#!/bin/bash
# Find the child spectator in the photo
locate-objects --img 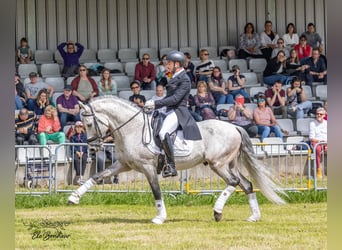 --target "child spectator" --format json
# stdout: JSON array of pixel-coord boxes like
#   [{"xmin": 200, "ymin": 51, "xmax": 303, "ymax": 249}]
[{"xmin": 17, "ymin": 37, "xmax": 32, "ymax": 64}]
